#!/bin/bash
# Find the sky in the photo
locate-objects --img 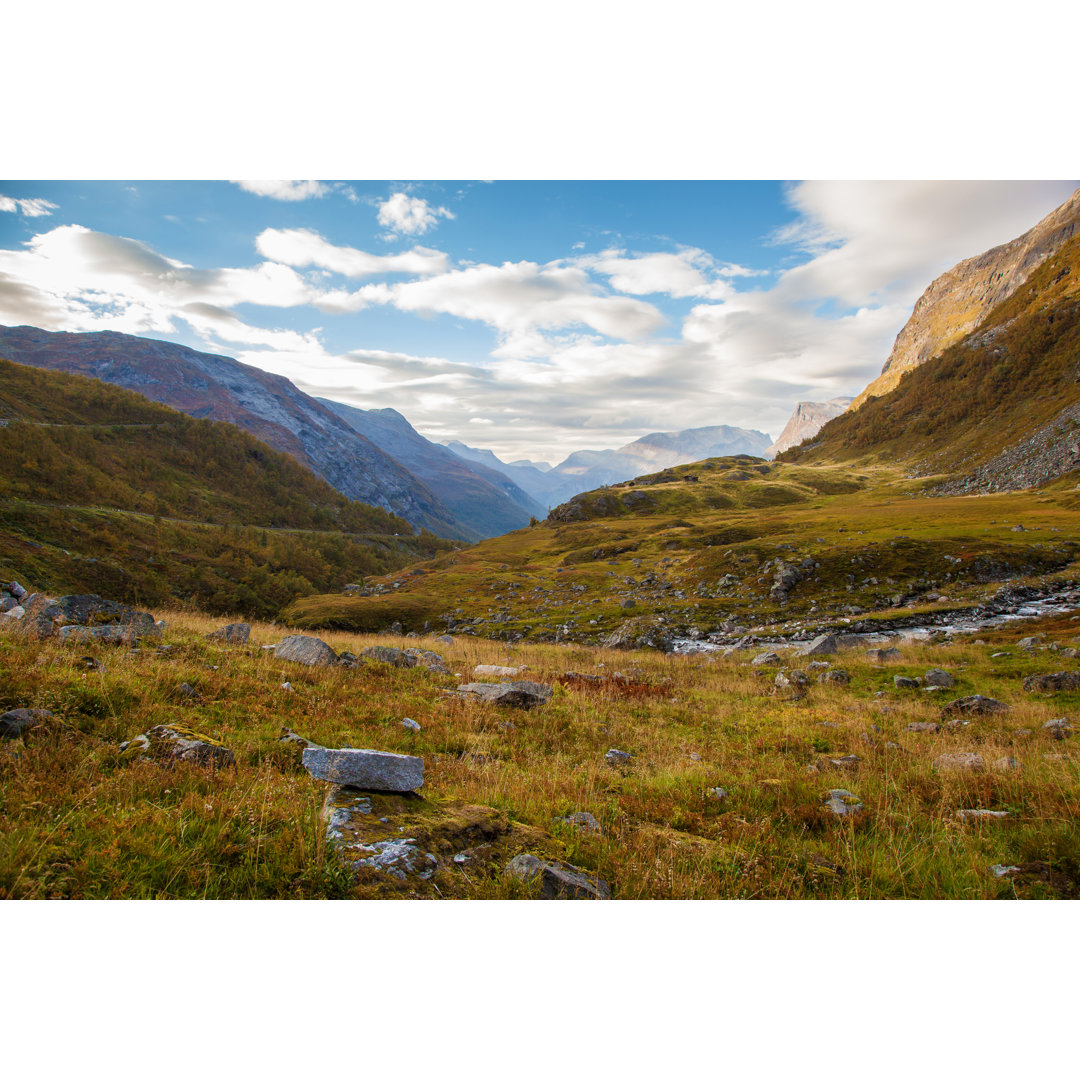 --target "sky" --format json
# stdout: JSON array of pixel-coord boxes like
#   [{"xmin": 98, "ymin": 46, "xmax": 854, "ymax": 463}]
[{"xmin": 1, "ymin": 179, "xmax": 1076, "ymax": 464}]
